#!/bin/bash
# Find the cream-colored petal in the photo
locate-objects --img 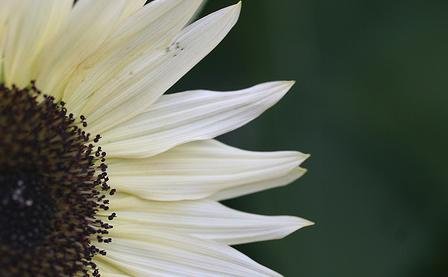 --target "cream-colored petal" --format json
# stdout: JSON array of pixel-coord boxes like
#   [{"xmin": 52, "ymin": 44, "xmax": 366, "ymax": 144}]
[
  {"xmin": 34, "ymin": 0, "xmax": 128, "ymax": 99},
  {"xmin": 103, "ymin": 81, "xmax": 293, "ymax": 158},
  {"xmin": 211, "ymin": 167, "xmax": 308, "ymax": 201},
  {"xmin": 63, "ymin": 0, "xmax": 204, "ymax": 115},
  {"xmin": 122, "ymin": 0, "xmax": 147, "ymax": 18},
  {"xmin": 3, "ymin": 0, "xmax": 72, "ymax": 88},
  {"xmin": 83, "ymin": 2, "xmax": 241, "ymax": 135},
  {"xmin": 101, "ymin": 273, "xmax": 129, "ymax": 277},
  {"xmin": 108, "ymin": 139, "xmax": 308, "ymax": 200},
  {"xmin": 102, "ymin": 230, "xmax": 281, "ymax": 276},
  {"xmin": 0, "ymin": 0, "xmax": 16, "ymax": 83},
  {"xmin": 94, "ymin": 258, "xmax": 130, "ymax": 277},
  {"xmin": 104, "ymin": 194, "xmax": 312, "ymax": 245}
]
